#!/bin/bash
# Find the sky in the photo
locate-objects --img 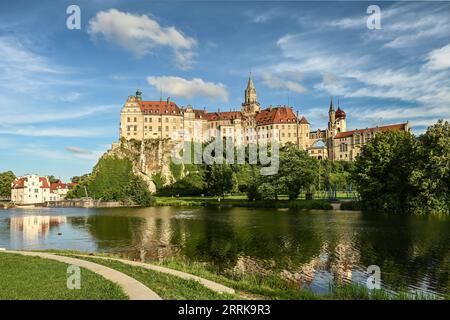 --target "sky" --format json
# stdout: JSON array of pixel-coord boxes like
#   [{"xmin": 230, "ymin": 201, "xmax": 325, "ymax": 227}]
[{"xmin": 0, "ymin": 1, "xmax": 449, "ymax": 181}]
